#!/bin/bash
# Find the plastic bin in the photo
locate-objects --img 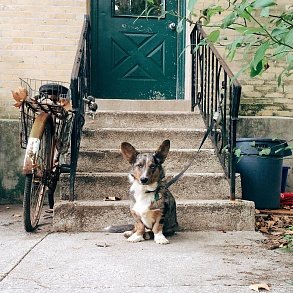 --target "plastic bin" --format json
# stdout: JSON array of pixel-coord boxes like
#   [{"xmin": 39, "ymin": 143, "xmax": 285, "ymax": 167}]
[{"xmin": 236, "ymin": 138, "xmax": 292, "ymax": 209}]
